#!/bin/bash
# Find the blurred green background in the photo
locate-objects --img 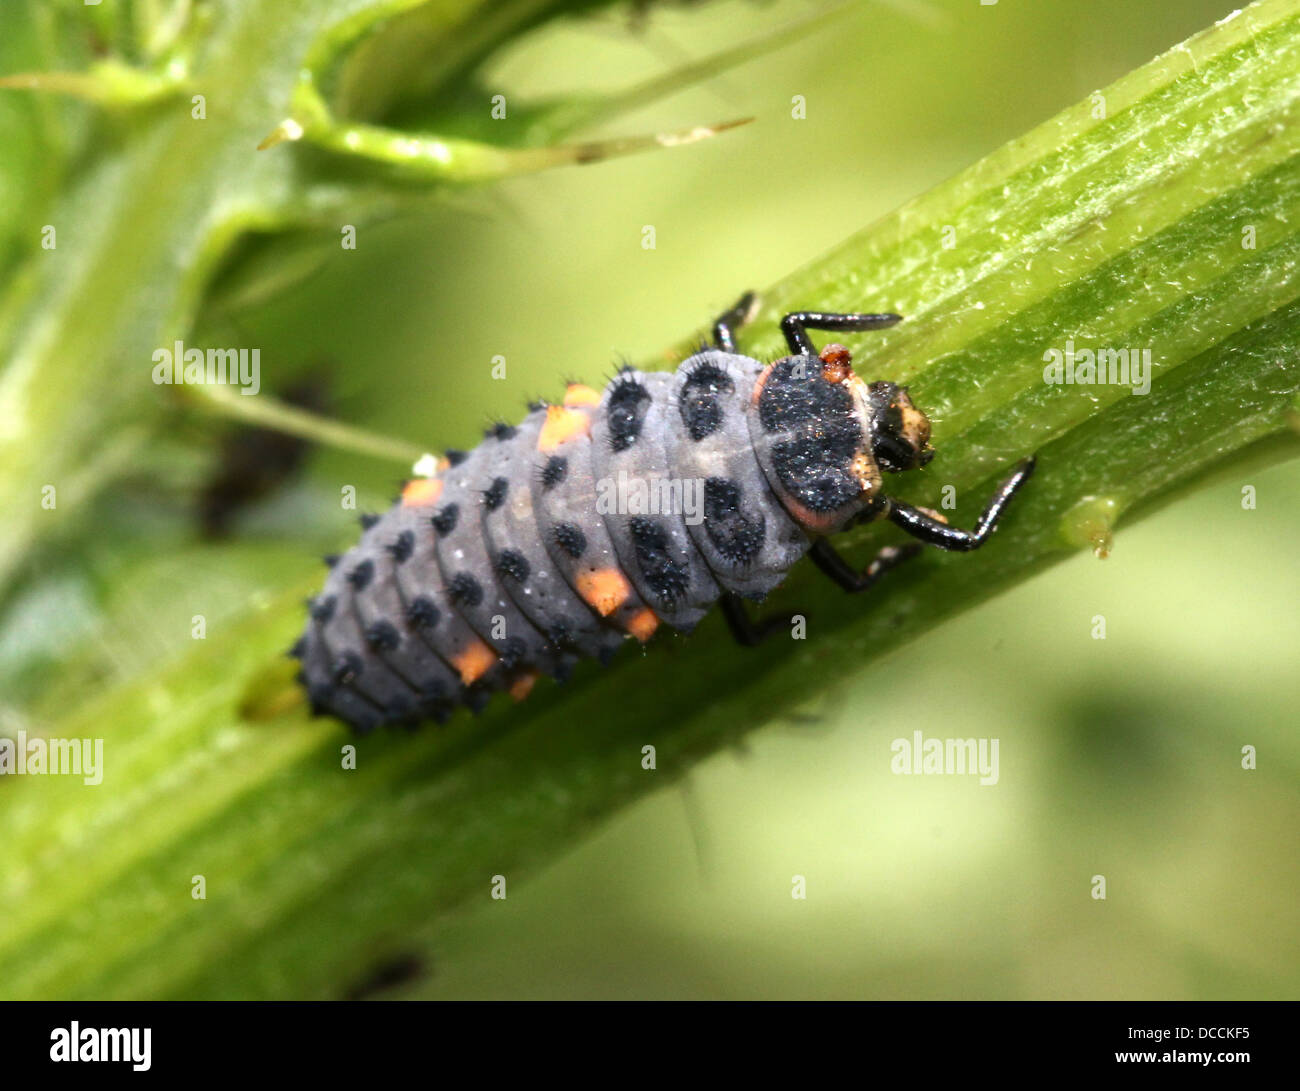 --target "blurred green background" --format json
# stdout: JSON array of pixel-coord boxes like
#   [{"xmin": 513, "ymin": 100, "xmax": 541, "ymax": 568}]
[{"xmin": 3, "ymin": 0, "xmax": 1297, "ymax": 999}]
